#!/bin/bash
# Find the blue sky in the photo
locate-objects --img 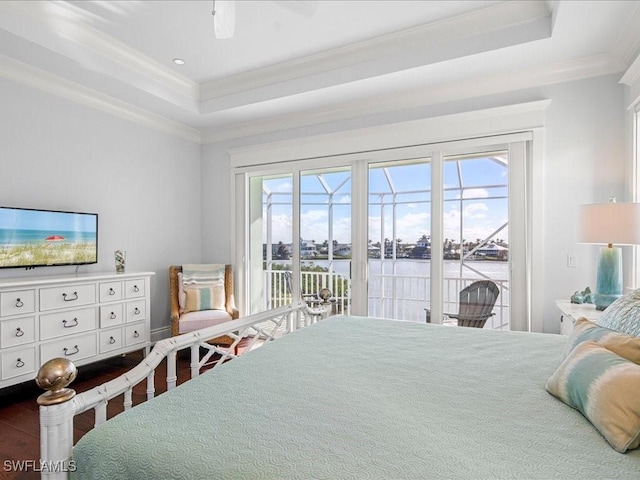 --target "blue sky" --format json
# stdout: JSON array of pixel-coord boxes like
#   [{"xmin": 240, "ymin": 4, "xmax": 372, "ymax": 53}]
[
  {"xmin": 262, "ymin": 156, "xmax": 508, "ymax": 245},
  {"xmin": 0, "ymin": 207, "xmax": 97, "ymax": 232}
]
